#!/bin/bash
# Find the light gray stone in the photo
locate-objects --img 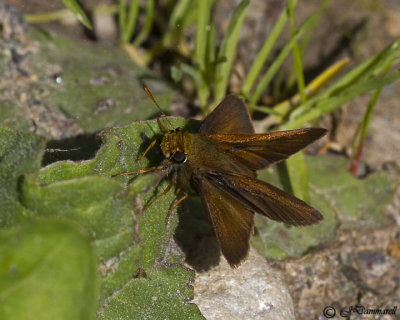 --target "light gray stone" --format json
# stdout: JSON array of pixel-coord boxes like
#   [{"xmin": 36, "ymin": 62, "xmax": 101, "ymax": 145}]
[{"xmin": 192, "ymin": 248, "xmax": 295, "ymax": 320}]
